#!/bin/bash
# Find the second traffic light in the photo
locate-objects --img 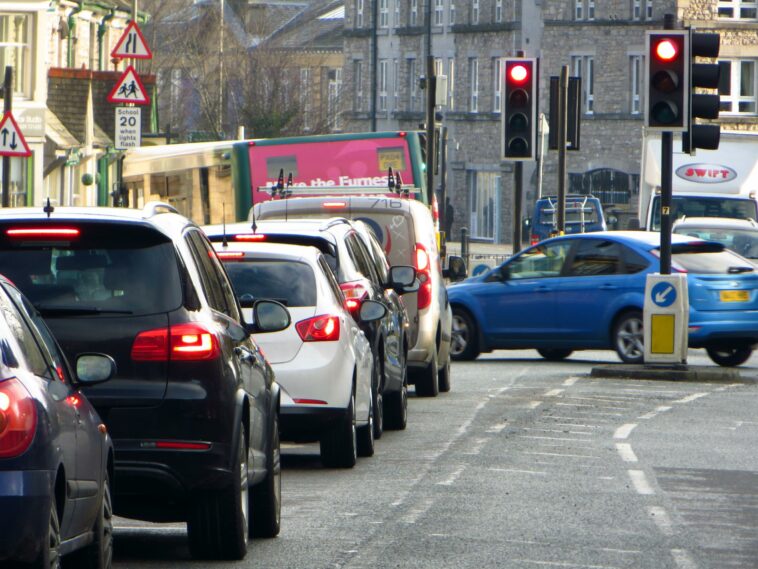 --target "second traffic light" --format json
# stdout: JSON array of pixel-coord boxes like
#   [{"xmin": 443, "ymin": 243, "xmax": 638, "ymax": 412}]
[
  {"xmin": 645, "ymin": 31, "xmax": 689, "ymax": 131},
  {"xmin": 684, "ymin": 31, "xmax": 721, "ymax": 153},
  {"xmin": 502, "ymin": 58, "xmax": 537, "ymax": 160}
]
